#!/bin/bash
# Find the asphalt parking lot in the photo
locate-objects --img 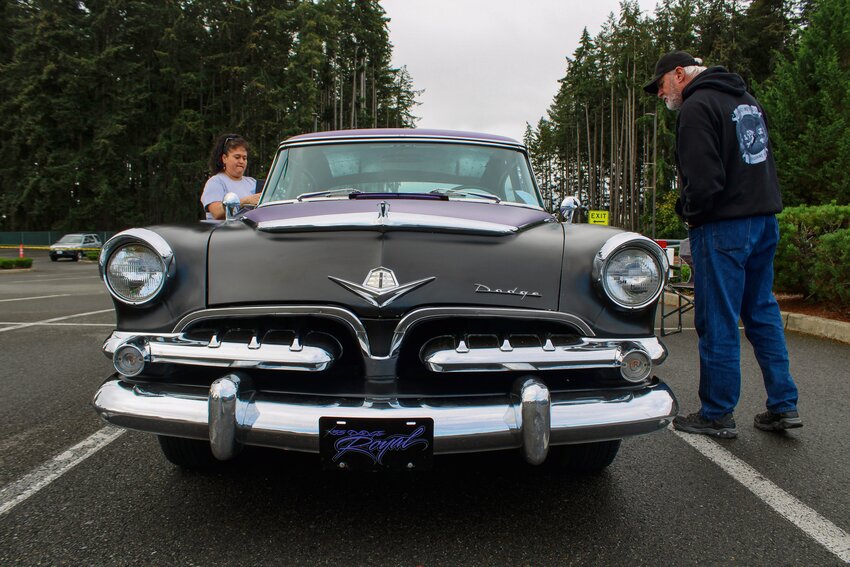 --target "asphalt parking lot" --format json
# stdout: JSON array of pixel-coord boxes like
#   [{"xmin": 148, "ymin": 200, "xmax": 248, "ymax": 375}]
[{"xmin": 1, "ymin": 250, "xmax": 848, "ymax": 566}]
